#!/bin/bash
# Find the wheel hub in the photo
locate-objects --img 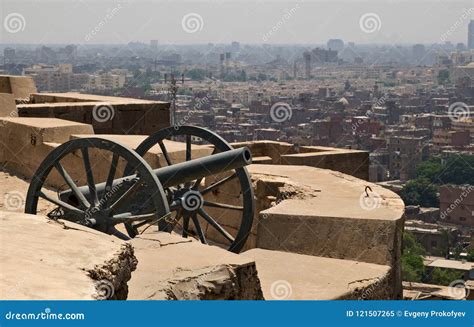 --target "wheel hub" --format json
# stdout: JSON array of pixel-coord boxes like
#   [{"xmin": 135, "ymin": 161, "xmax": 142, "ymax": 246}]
[{"xmin": 178, "ymin": 189, "xmax": 204, "ymax": 213}]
